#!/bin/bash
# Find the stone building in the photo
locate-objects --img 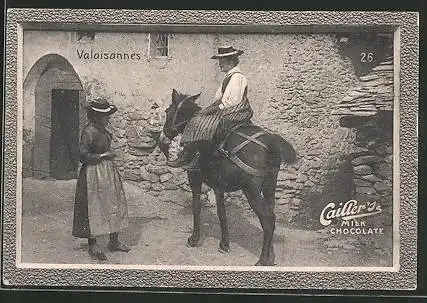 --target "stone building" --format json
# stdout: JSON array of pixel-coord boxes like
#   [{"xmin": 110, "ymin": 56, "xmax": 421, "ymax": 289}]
[
  {"xmin": 22, "ymin": 29, "xmax": 394, "ymax": 224},
  {"xmin": 331, "ymin": 56, "xmax": 394, "ymax": 228}
]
